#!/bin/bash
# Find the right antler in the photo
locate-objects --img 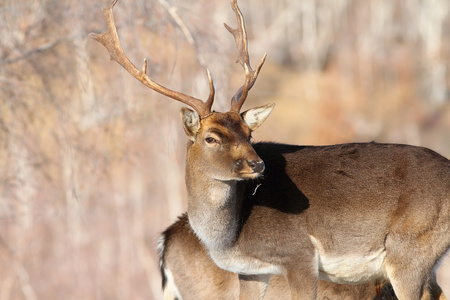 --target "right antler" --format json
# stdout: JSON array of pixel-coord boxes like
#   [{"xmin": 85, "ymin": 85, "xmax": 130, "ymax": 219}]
[
  {"xmin": 90, "ymin": 0, "xmax": 215, "ymax": 118},
  {"xmin": 225, "ymin": 0, "xmax": 267, "ymax": 113}
]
